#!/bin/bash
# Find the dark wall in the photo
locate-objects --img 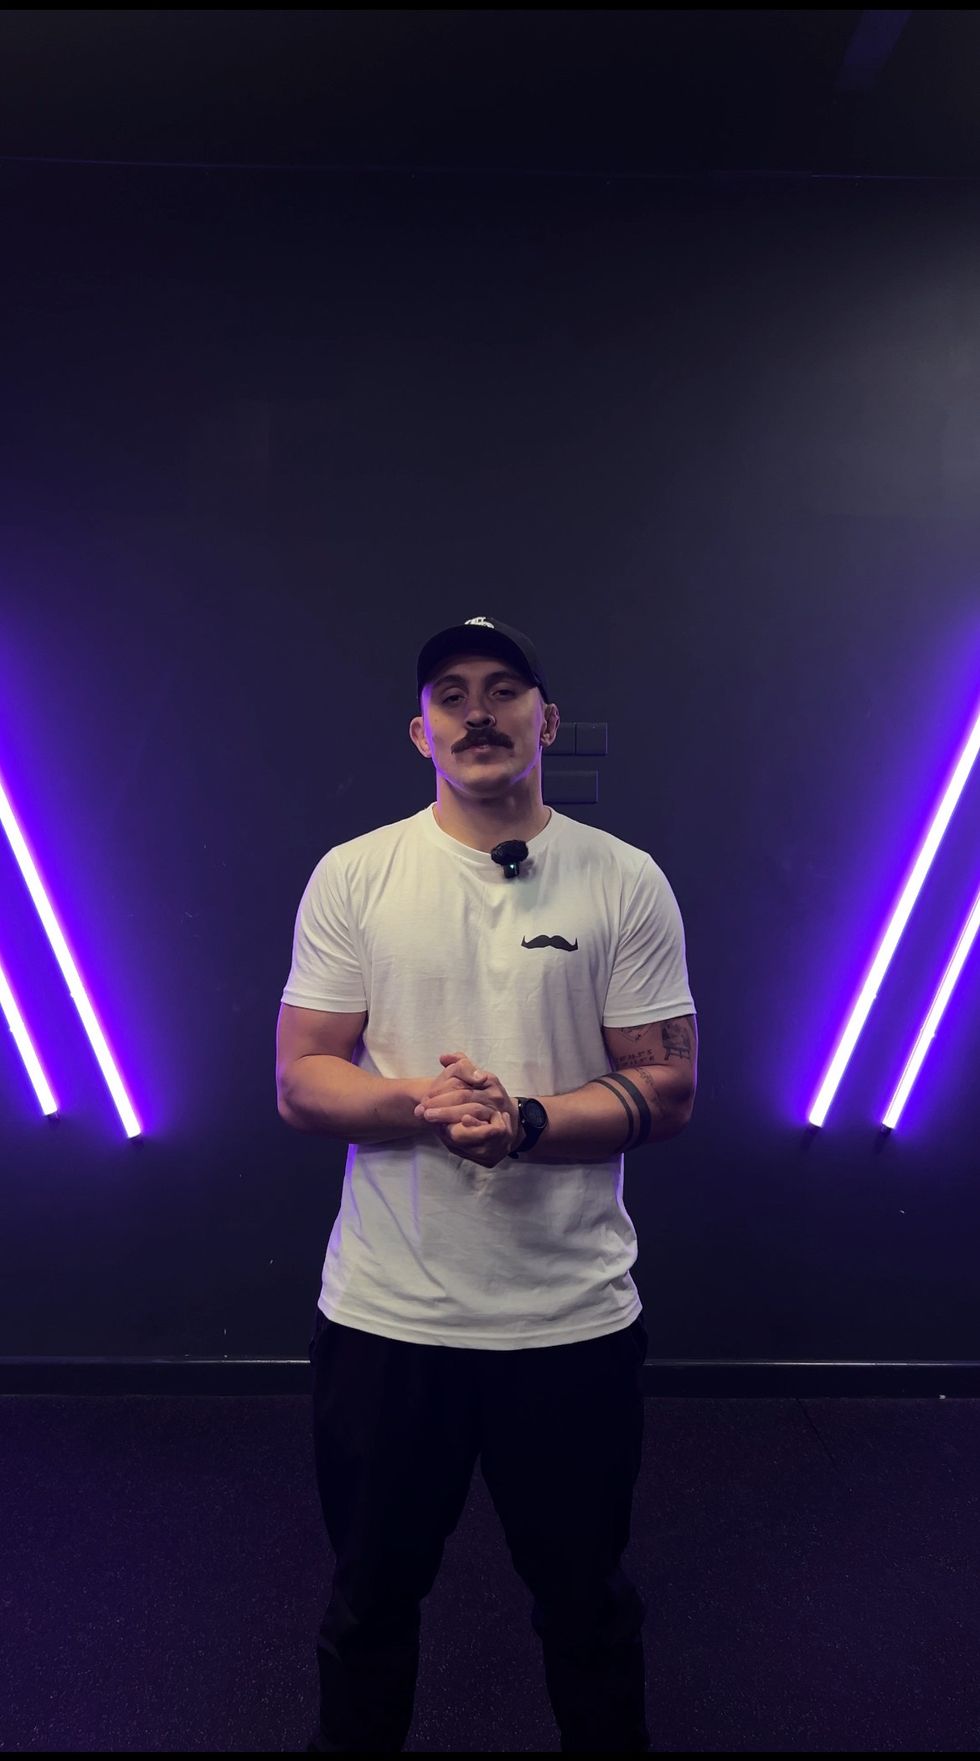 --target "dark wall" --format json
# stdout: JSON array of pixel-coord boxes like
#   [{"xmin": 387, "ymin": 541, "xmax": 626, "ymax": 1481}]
[{"xmin": 2, "ymin": 163, "xmax": 979, "ymax": 1363}]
